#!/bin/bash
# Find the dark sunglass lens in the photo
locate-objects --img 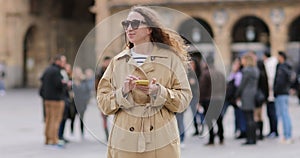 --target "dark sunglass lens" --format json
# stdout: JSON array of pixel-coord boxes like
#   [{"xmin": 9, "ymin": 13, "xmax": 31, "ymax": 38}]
[
  {"xmin": 131, "ymin": 20, "xmax": 141, "ymax": 30},
  {"xmin": 121, "ymin": 21, "xmax": 130, "ymax": 29}
]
